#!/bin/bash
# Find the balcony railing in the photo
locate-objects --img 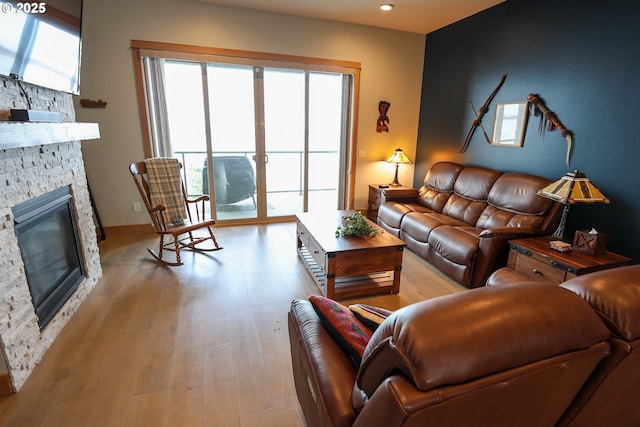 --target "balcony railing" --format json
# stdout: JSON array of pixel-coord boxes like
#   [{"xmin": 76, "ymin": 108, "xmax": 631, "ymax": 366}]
[{"xmin": 174, "ymin": 150, "xmax": 339, "ymax": 200}]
